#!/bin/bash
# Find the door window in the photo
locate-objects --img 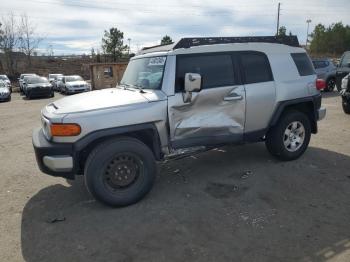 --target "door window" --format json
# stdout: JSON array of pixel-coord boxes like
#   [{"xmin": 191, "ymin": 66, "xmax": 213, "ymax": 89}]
[{"xmin": 176, "ymin": 54, "xmax": 235, "ymax": 92}]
